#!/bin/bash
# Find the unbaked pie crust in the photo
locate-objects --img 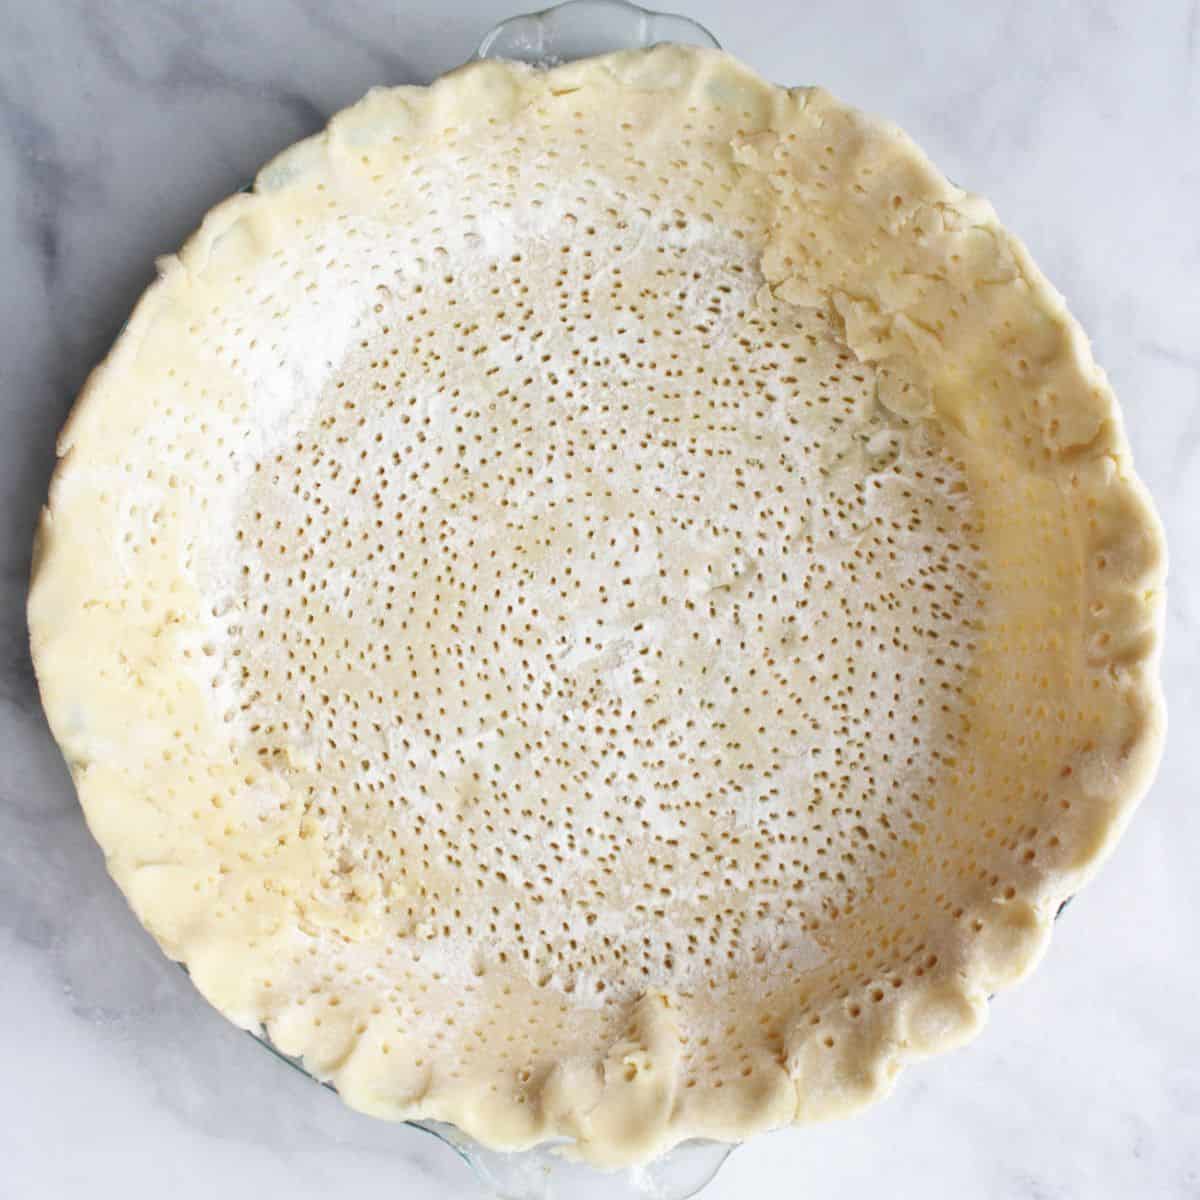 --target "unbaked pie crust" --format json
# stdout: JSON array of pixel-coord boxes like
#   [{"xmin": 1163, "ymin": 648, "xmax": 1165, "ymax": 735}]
[{"xmin": 30, "ymin": 48, "xmax": 1165, "ymax": 1165}]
